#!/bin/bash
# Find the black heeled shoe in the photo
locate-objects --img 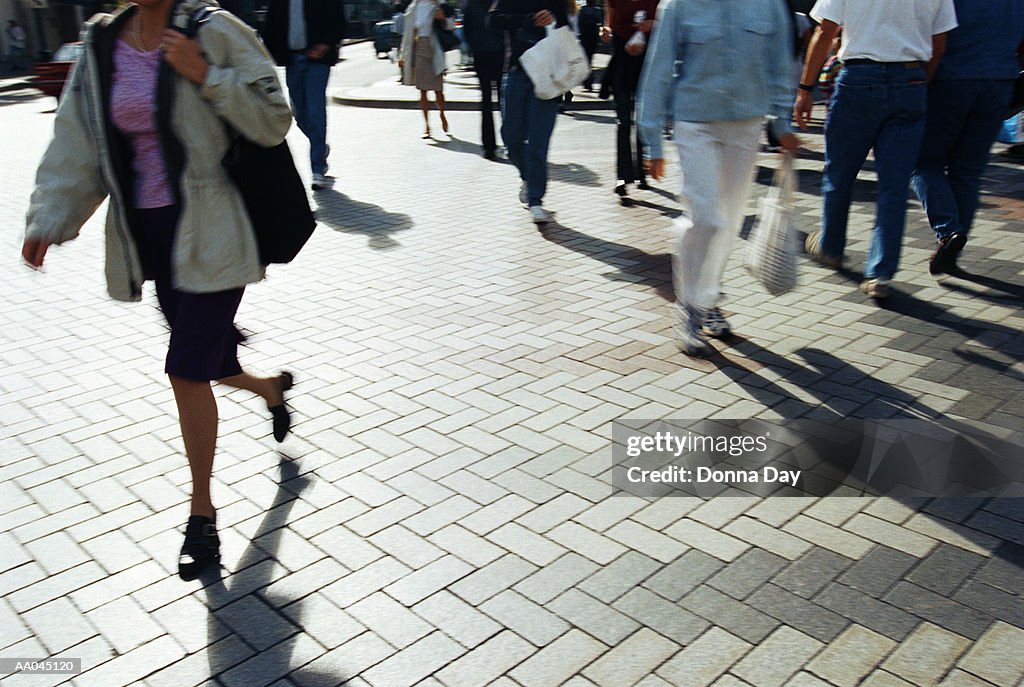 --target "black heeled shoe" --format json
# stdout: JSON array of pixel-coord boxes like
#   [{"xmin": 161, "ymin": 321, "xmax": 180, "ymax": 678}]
[
  {"xmin": 178, "ymin": 515, "xmax": 220, "ymax": 581},
  {"xmin": 269, "ymin": 371, "xmax": 294, "ymax": 443},
  {"xmin": 615, "ymin": 181, "xmax": 634, "ymax": 207}
]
